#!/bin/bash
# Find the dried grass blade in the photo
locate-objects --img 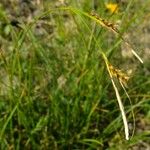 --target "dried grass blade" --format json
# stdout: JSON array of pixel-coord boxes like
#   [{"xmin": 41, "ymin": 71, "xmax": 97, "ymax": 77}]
[{"xmin": 102, "ymin": 53, "xmax": 129, "ymax": 140}]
